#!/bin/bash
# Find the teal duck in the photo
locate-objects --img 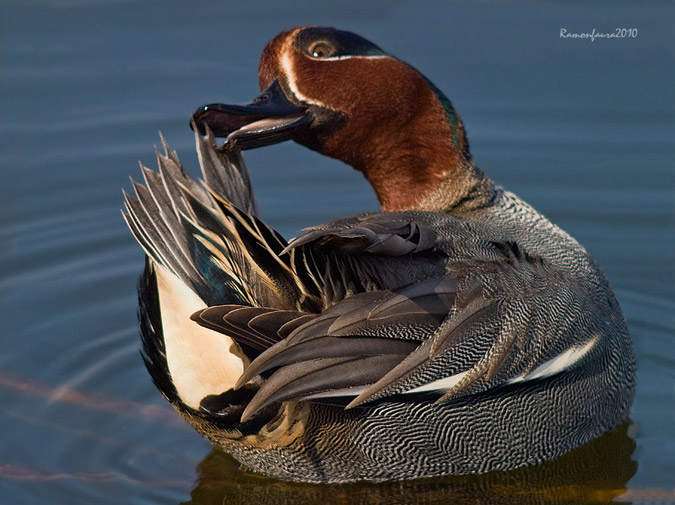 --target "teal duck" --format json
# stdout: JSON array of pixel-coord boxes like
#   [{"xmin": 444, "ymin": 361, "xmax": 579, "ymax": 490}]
[{"xmin": 123, "ymin": 26, "xmax": 635, "ymax": 483}]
